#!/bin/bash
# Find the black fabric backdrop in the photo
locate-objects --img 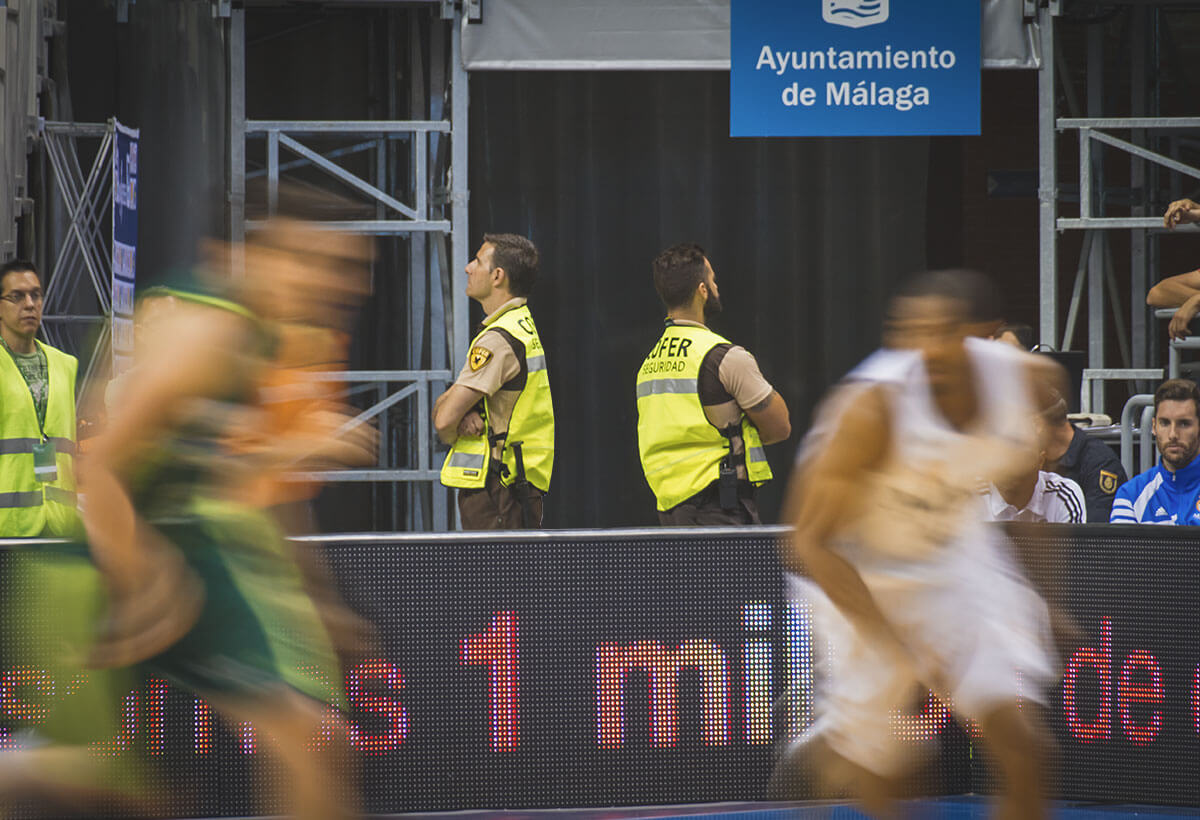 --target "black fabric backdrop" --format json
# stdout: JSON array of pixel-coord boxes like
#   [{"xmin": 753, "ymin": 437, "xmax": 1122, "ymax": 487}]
[
  {"xmin": 54, "ymin": 3, "xmax": 935, "ymax": 530},
  {"xmin": 469, "ymin": 71, "xmax": 931, "ymax": 527}
]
